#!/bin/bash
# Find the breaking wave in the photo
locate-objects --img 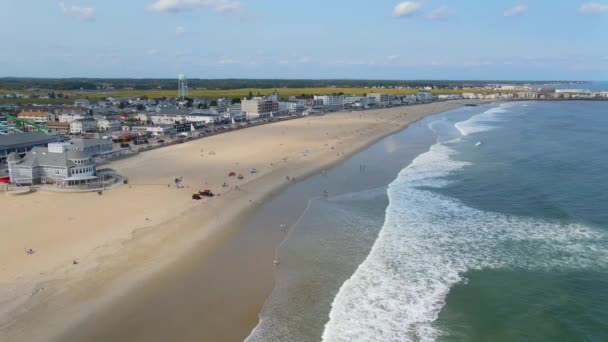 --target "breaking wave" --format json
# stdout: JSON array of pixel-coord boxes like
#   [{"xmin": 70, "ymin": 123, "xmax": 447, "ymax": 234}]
[{"xmin": 321, "ymin": 111, "xmax": 608, "ymax": 342}]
